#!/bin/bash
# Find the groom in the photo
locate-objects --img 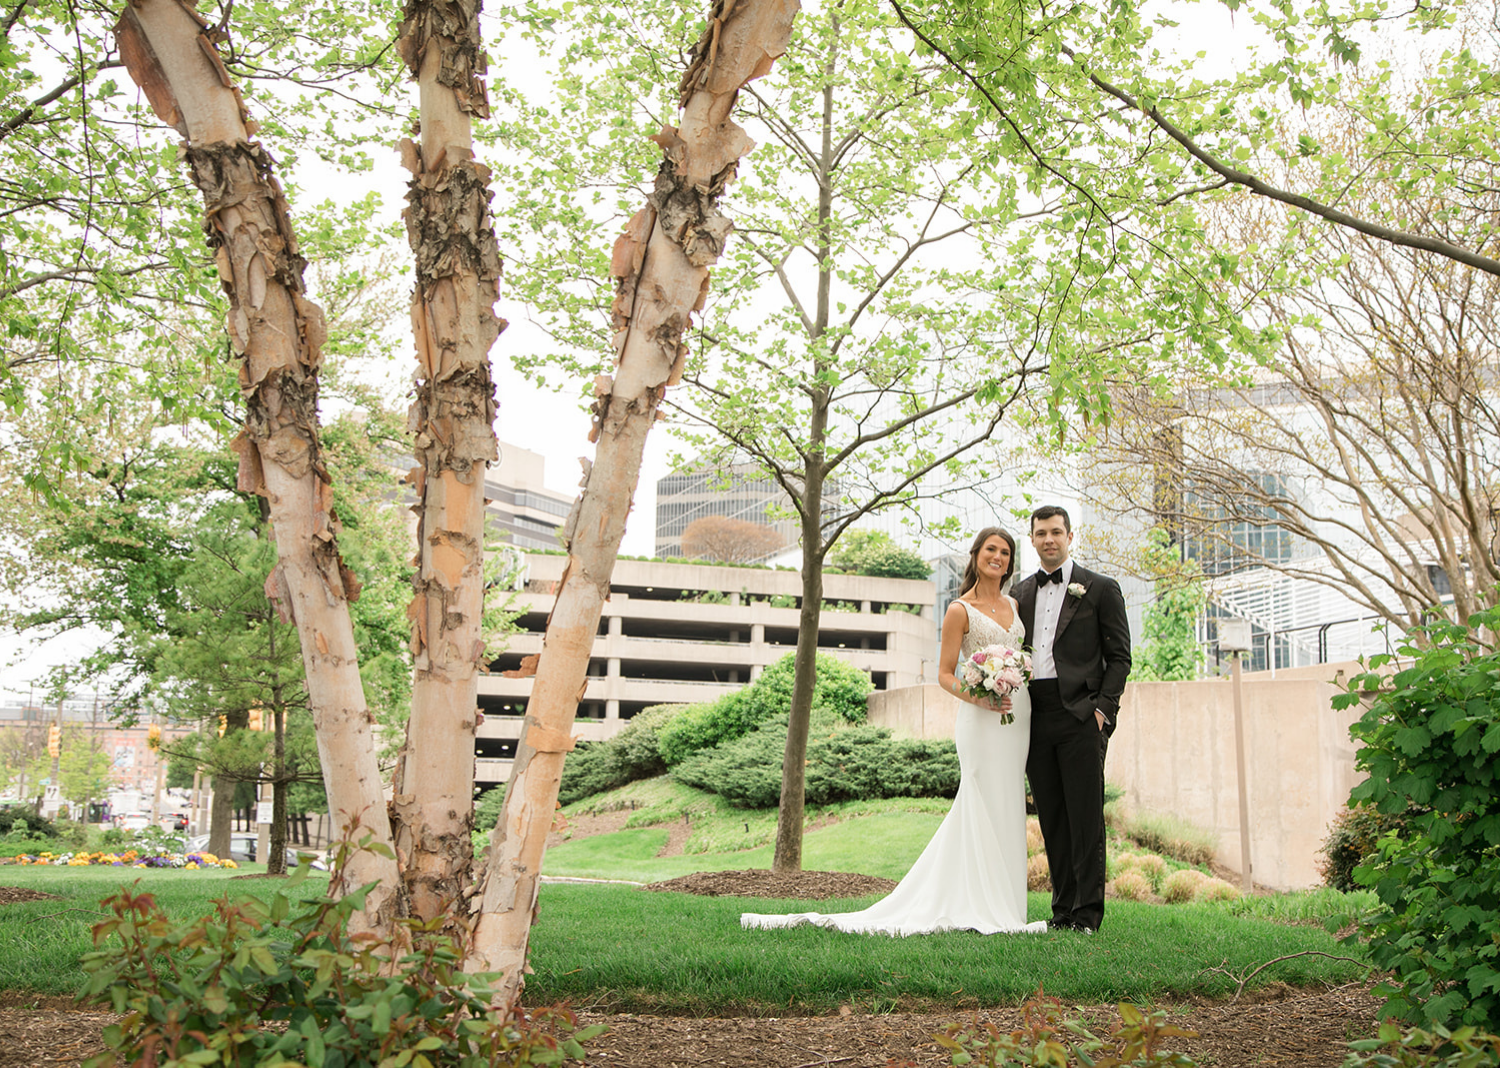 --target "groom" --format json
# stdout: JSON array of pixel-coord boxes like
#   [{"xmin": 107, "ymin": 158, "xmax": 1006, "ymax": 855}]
[{"xmin": 1013, "ymin": 505, "xmax": 1132, "ymax": 934}]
